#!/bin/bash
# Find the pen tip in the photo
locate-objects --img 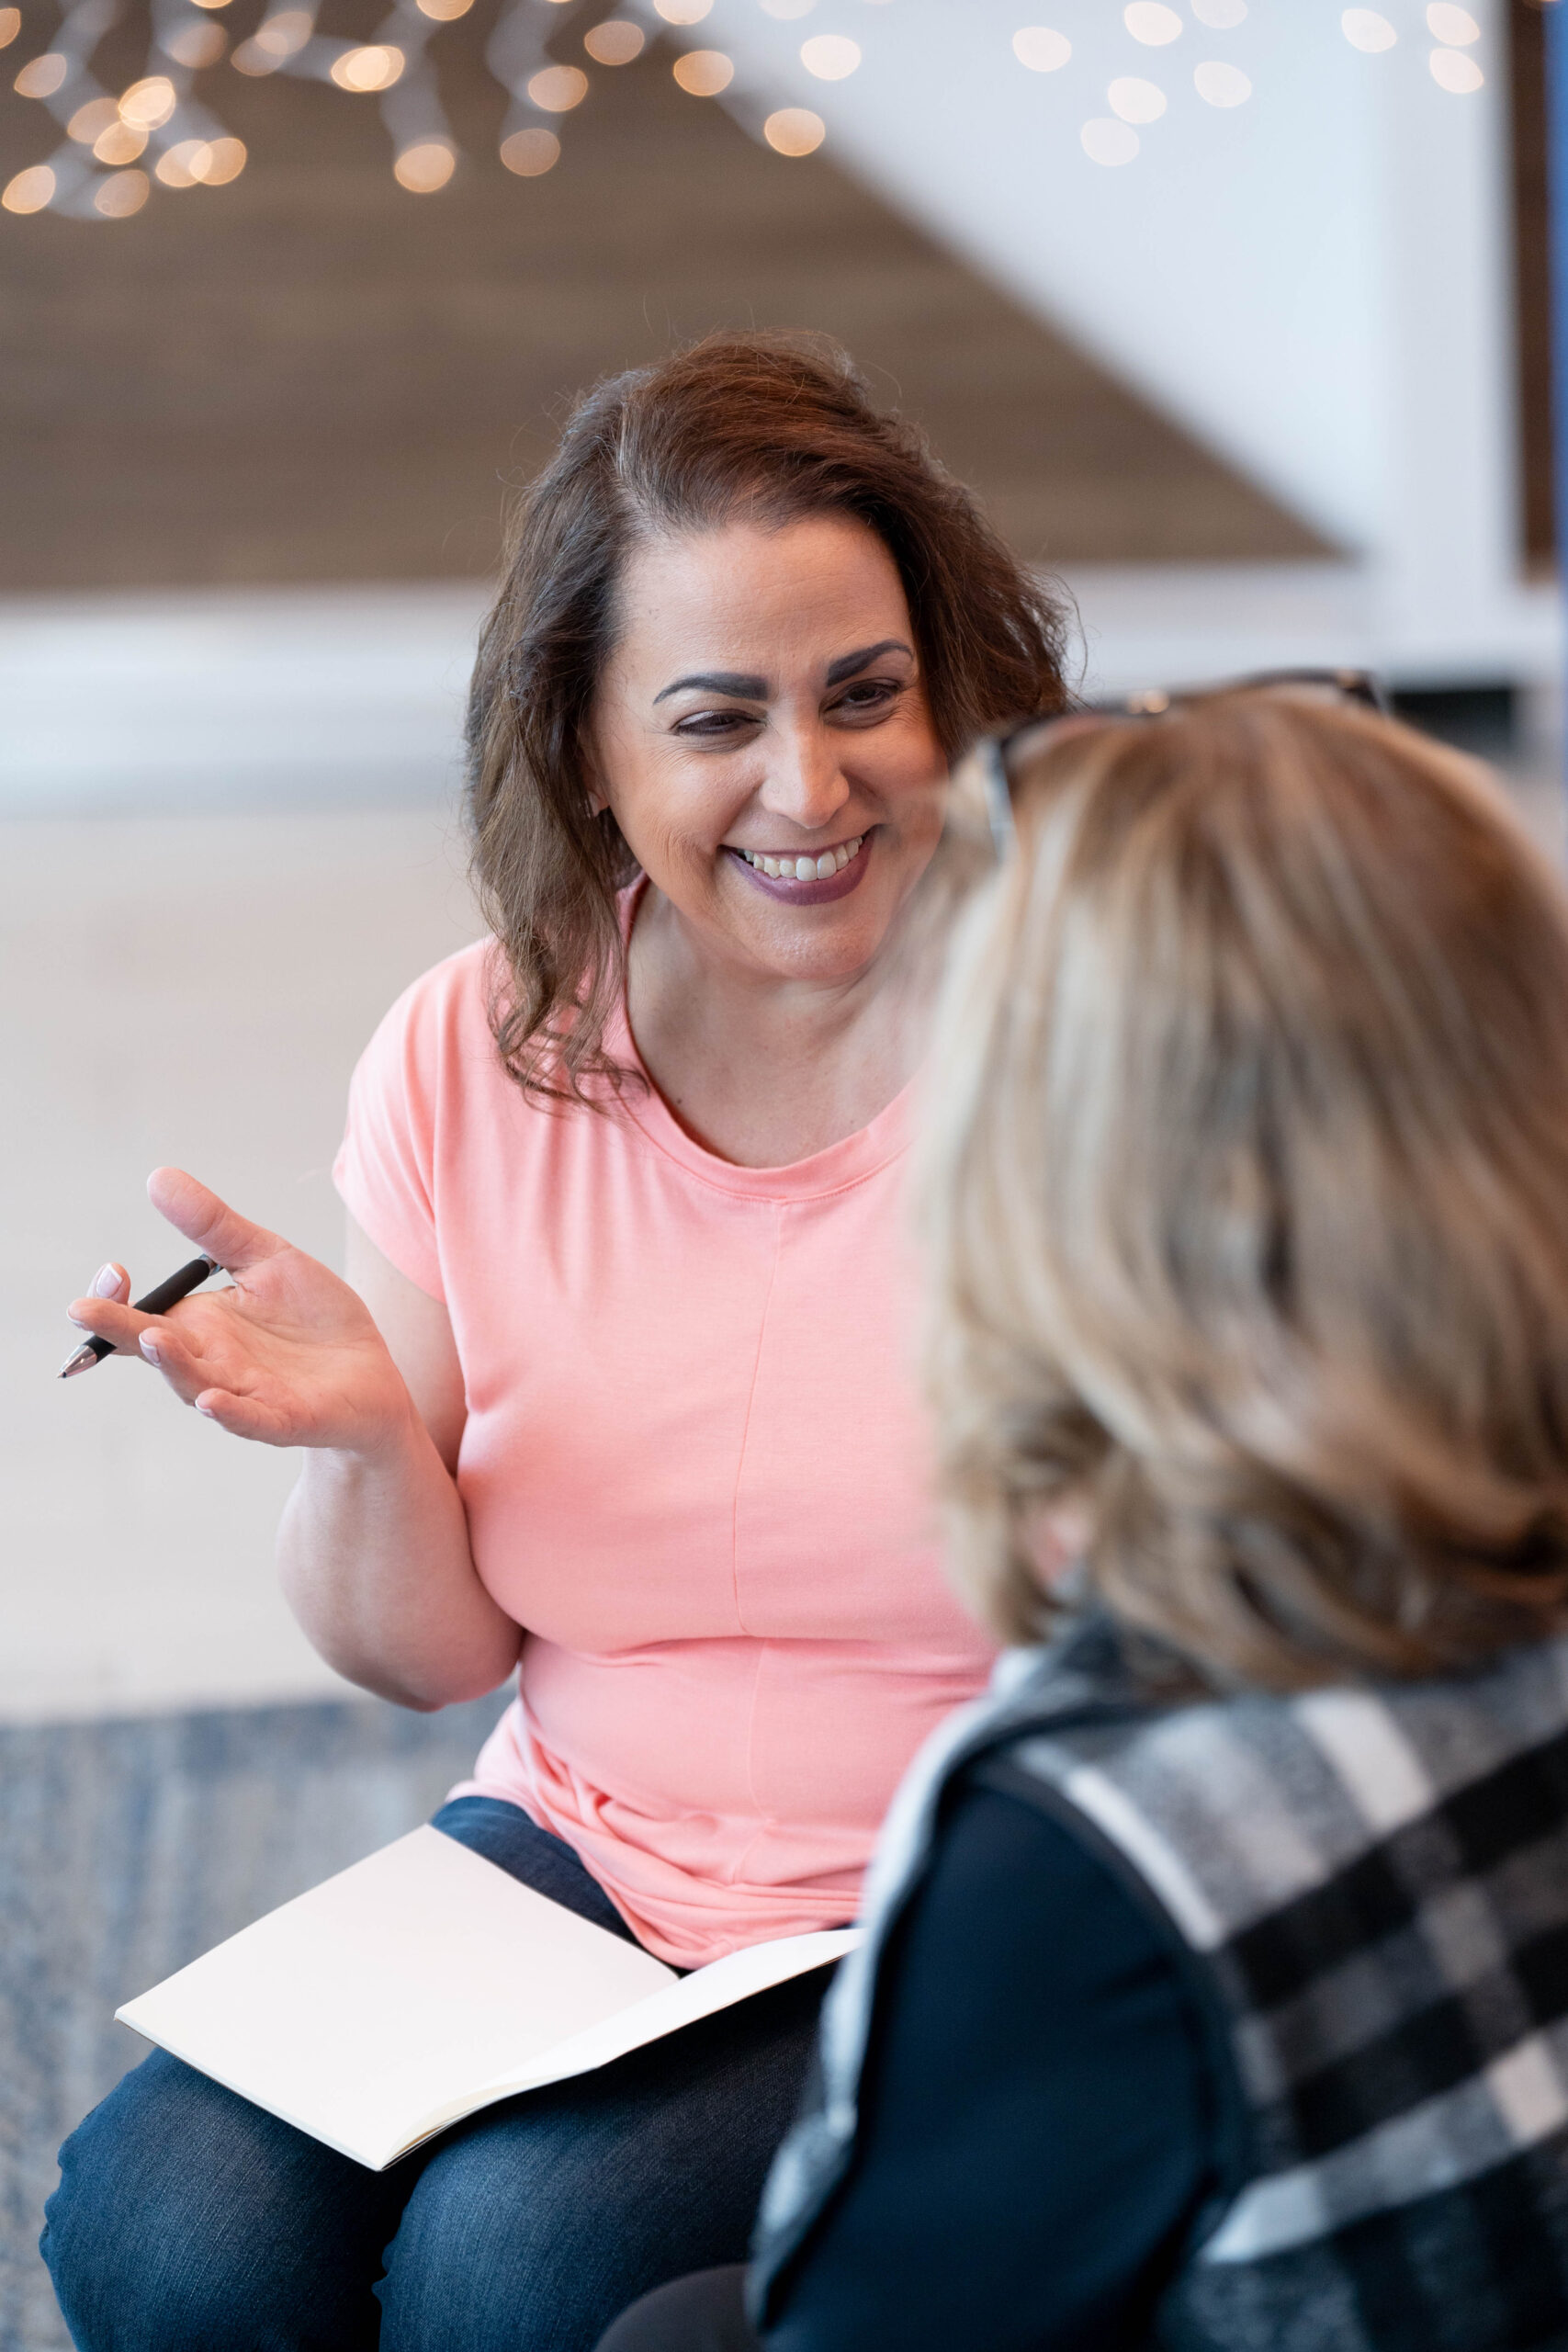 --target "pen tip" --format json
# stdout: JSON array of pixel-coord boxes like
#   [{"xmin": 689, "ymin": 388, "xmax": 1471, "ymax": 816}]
[{"xmin": 58, "ymin": 1344, "xmax": 97, "ymax": 1380}]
